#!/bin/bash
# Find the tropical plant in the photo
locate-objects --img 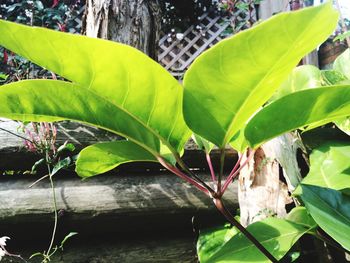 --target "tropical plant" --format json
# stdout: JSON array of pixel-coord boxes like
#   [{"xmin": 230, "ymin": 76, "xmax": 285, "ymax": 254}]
[{"xmin": 0, "ymin": 2, "xmax": 348, "ymax": 262}]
